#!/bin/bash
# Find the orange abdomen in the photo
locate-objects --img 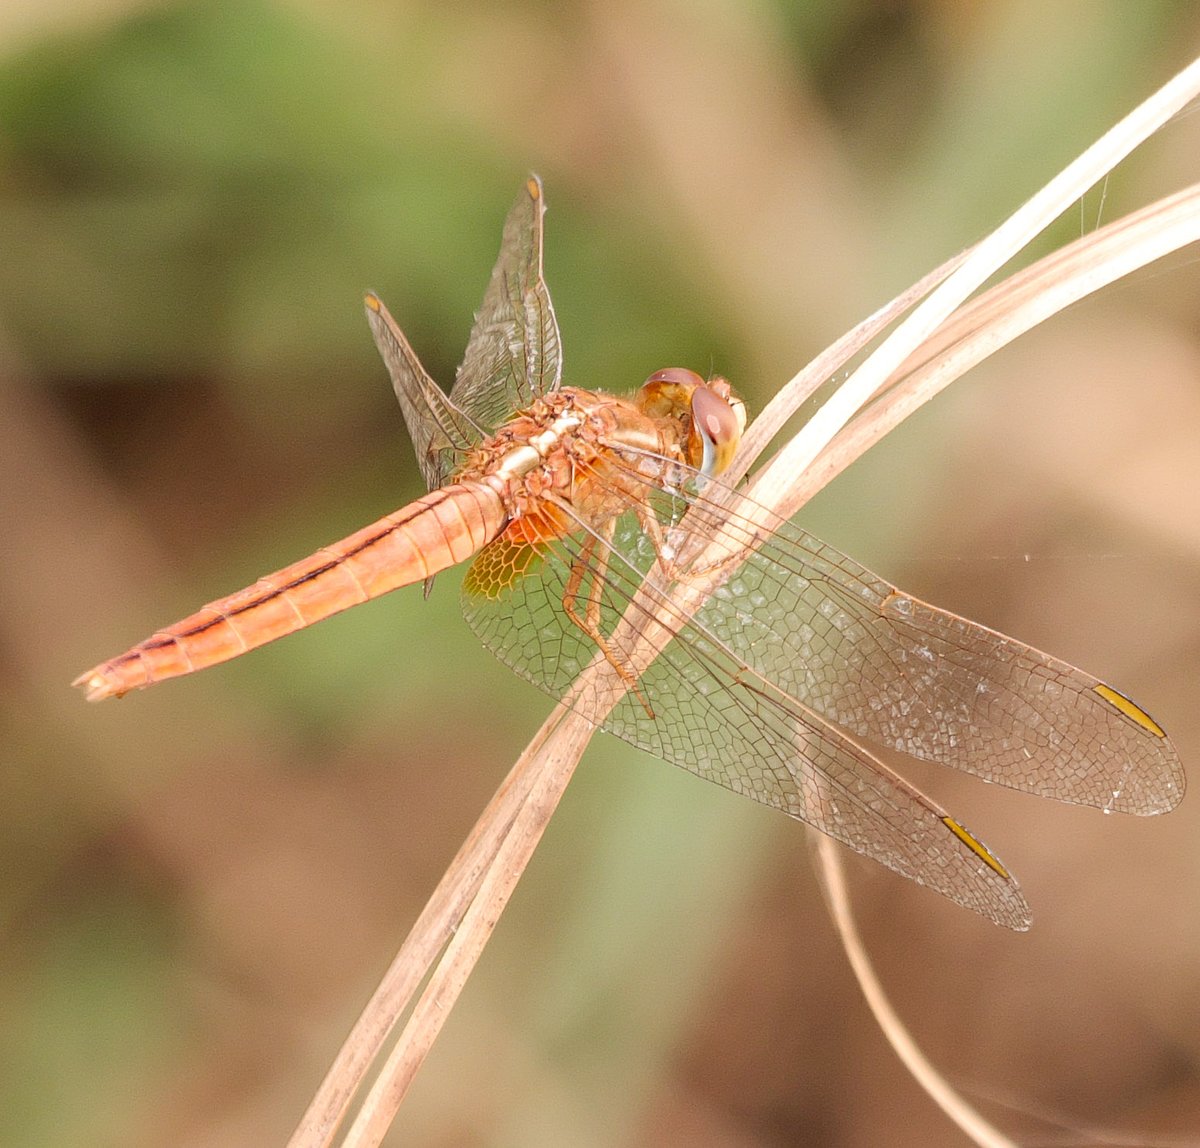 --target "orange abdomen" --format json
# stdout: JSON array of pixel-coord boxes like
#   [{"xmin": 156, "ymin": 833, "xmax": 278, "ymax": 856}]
[{"xmin": 75, "ymin": 482, "xmax": 507, "ymax": 700}]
